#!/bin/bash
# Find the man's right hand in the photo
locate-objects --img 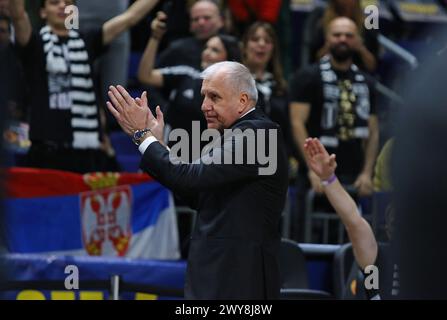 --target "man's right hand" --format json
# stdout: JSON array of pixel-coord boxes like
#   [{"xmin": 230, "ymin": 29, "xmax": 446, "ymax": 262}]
[
  {"xmin": 304, "ymin": 138, "xmax": 338, "ymax": 192},
  {"xmin": 151, "ymin": 11, "xmax": 167, "ymax": 40}
]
